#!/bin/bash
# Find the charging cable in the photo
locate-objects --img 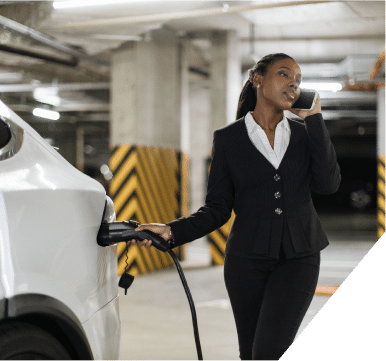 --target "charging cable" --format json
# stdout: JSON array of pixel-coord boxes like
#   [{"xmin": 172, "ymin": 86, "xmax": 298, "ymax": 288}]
[{"xmin": 97, "ymin": 220, "xmax": 203, "ymax": 360}]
